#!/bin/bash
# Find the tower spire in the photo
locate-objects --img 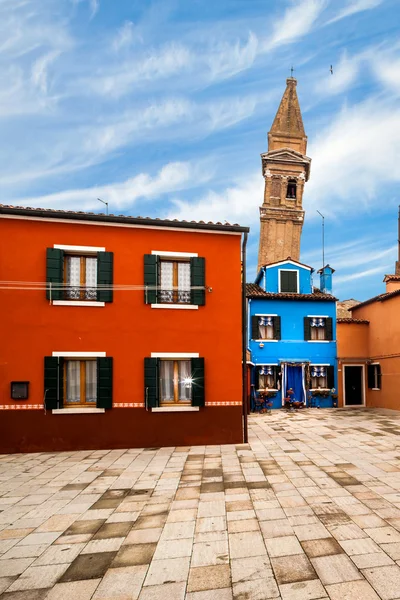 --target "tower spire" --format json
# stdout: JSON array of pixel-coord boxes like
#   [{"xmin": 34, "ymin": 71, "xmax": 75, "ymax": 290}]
[
  {"xmin": 257, "ymin": 78, "xmax": 311, "ymax": 270},
  {"xmin": 268, "ymin": 77, "xmax": 307, "ymax": 155}
]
